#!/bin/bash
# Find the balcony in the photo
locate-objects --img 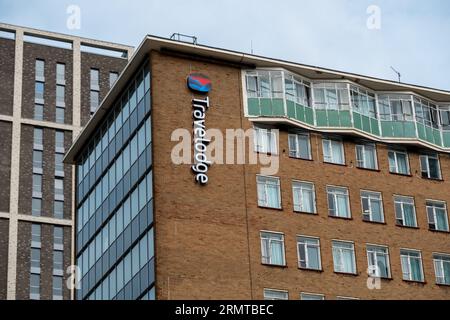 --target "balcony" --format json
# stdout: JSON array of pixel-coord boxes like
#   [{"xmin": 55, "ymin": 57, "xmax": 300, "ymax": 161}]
[{"xmin": 245, "ymin": 69, "xmax": 450, "ymax": 152}]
